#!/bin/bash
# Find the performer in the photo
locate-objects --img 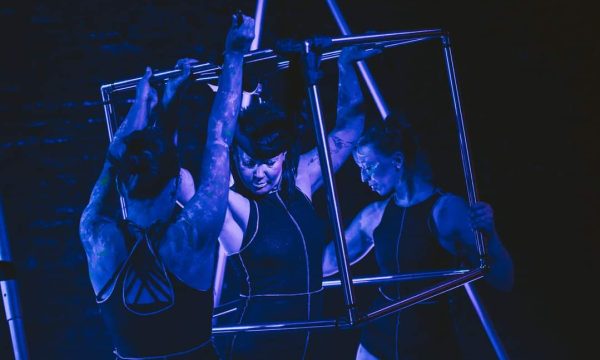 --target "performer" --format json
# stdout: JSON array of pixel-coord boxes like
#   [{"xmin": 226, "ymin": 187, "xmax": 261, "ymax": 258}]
[
  {"xmin": 79, "ymin": 13, "xmax": 254, "ymax": 359},
  {"xmin": 215, "ymin": 46, "xmax": 380, "ymax": 359},
  {"xmin": 322, "ymin": 117, "xmax": 514, "ymax": 359}
]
